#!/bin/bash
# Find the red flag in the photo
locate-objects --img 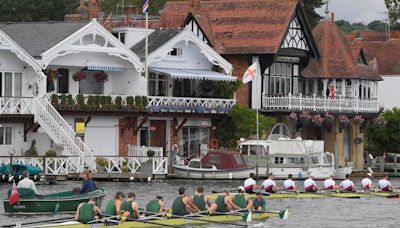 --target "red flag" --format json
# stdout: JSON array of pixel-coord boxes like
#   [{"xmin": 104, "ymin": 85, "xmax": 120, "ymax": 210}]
[{"xmin": 9, "ymin": 181, "xmax": 19, "ymax": 205}]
